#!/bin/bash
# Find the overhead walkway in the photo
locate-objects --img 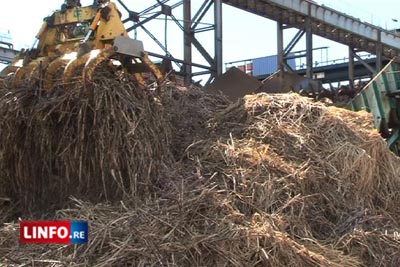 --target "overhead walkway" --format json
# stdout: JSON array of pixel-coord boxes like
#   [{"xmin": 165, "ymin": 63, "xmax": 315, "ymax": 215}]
[
  {"xmin": 0, "ymin": 42, "xmax": 19, "ymax": 64},
  {"xmin": 223, "ymin": 0, "xmax": 400, "ymax": 59}
]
